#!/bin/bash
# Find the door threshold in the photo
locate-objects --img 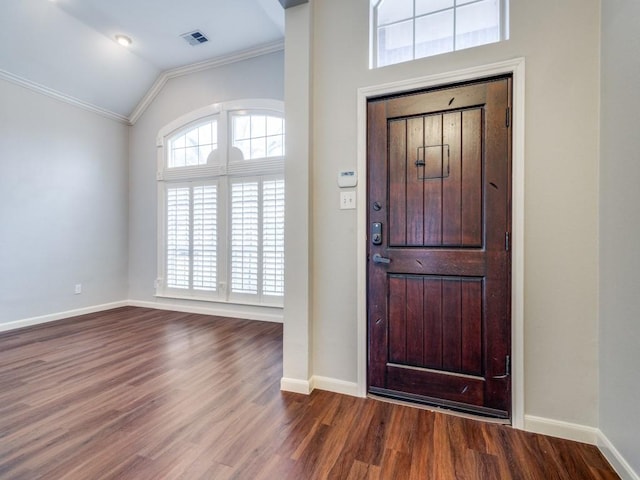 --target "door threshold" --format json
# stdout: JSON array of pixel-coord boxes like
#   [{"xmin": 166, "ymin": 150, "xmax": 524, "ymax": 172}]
[{"xmin": 368, "ymin": 393, "xmax": 511, "ymax": 426}]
